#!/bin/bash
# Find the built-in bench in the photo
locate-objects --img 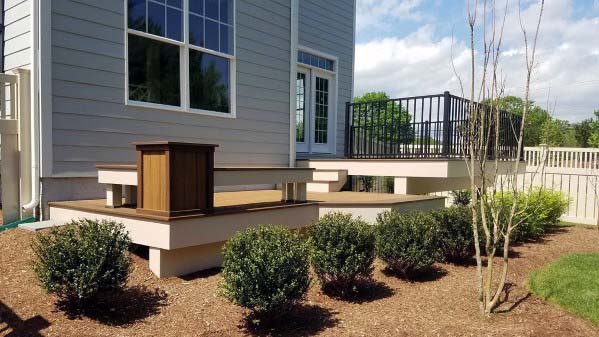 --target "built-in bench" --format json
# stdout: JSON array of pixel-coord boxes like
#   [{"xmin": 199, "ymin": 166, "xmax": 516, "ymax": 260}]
[{"xmin": 97, "ymin": 164, "xmax": 315, "ymax": 209}]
